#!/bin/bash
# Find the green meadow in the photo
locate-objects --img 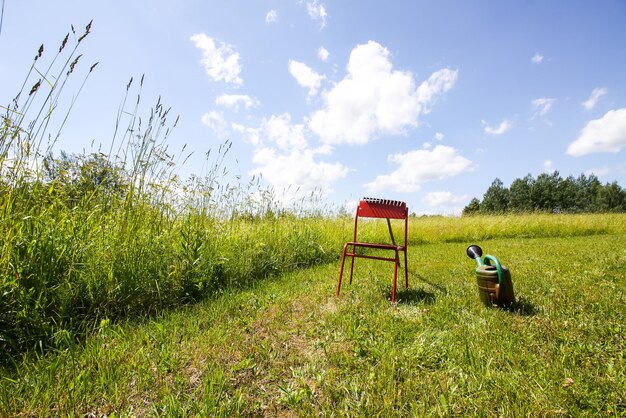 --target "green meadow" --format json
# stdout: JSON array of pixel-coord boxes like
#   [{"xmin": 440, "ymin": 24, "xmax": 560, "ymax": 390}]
[{"xmin": 1, "ymin": 214, "xmax": 625, "ymax": 416}]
